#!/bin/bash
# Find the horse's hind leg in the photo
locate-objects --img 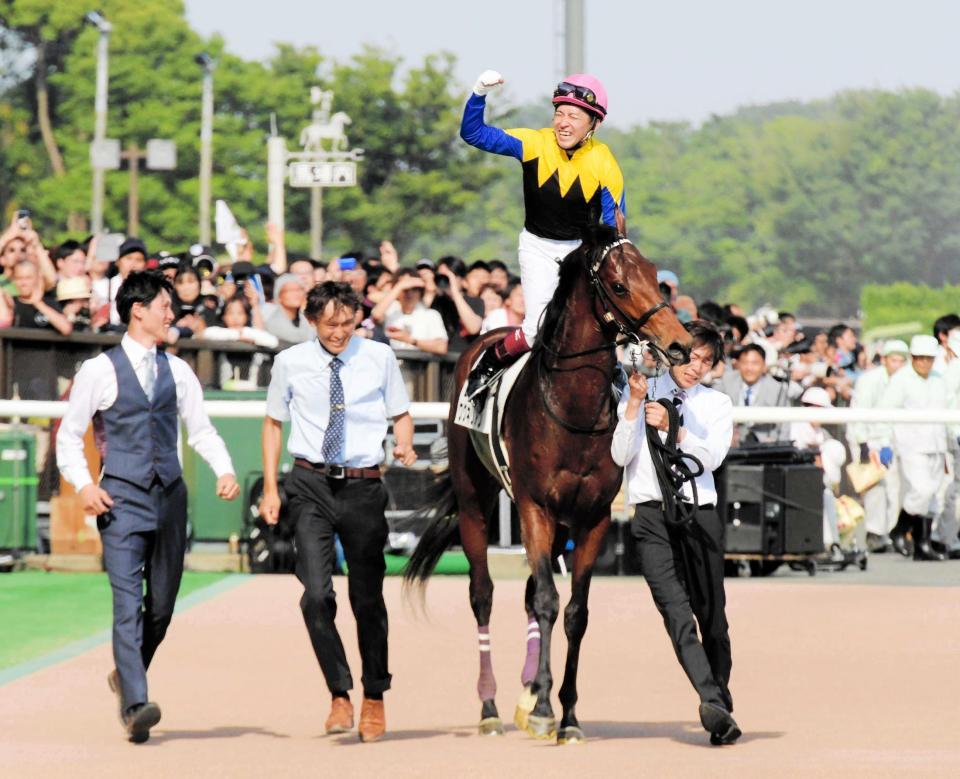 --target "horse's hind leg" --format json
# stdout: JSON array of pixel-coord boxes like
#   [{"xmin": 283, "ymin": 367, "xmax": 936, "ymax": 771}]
[
  {"xmin": 557, "ymin": 515, "xmax": 610, "ymax": 744},
  {"xmin": 451, "ymin": 429, "xmax": 503, "ymax": 735}
]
